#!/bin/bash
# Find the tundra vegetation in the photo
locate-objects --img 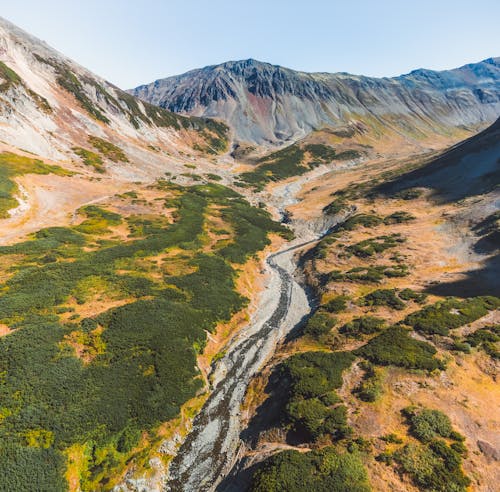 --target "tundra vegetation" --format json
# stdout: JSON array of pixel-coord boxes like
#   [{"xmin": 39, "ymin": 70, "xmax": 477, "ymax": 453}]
[
  {"xmin": 248, "ymin": 164, "xmax": 499, "ymax": 491},
  {"xmin": 0, "ymin": 179, "xmax": 289, "ymax": 491}
]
